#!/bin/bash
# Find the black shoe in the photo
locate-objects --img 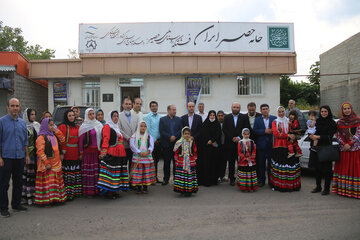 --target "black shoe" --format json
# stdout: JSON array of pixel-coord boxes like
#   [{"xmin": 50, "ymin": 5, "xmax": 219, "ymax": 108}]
[
  {"xmin": 161, "ymin": 181, "xmax": 169, "ymax": 186},
  {"xmin": 1, "ymin": 210, "xmax": 10, "ymax": 218},
  {"xmin": 12, "ymin": 206, "xmax": 27, "ymax": 212},
  {"xmin": 258, "ymin": 182, "xmax": 265, "ymax": 188},
  {"xmin": 321, "ymin": 190, "xmax": 330, "ymax": 195},
  {"xmin": 311, "ymin": 187, "xmax": 322, "ymax": 193},
  {"xmin": 229, "ymin": 180, "xmax": 235, "ymax": 186}
]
